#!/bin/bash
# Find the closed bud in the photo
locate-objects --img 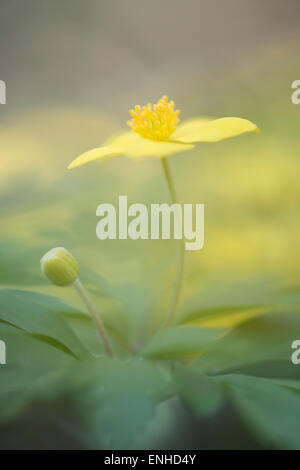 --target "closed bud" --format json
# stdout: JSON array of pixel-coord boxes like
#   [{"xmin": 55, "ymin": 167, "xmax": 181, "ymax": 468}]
[{"xmin": 40, "ymin": 247, "xmax": 79, "ymax": 286}]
